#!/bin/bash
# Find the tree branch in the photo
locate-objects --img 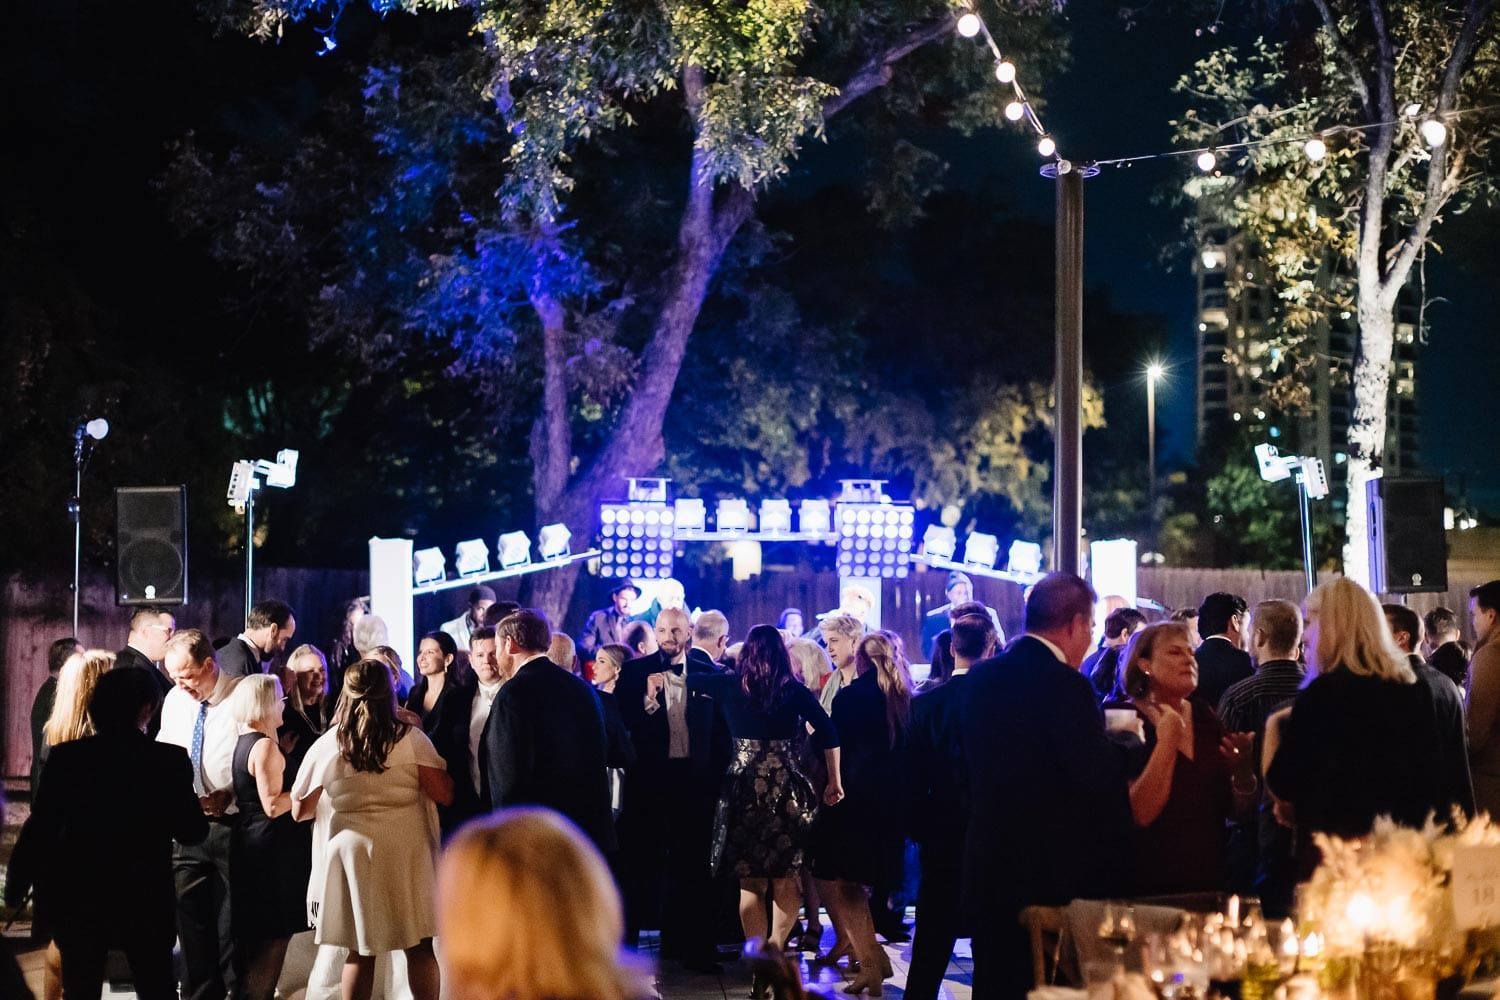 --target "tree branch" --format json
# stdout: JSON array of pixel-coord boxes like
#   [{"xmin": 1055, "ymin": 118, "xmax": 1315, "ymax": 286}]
[
  {"xmin": 822, "ymin": 15, "xmax": 957, "ymax": 120},
  {"xmin": 1367, "ymin": 0, "xmax": 1398, "ymax": 122},
  {"xmin": 1385, "ymin": 0, "xmax": 1497, "ymax": 290},
  {"xmin": 1309, "ymin": 0, "xmax": 1375, "ymax": 117}
]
